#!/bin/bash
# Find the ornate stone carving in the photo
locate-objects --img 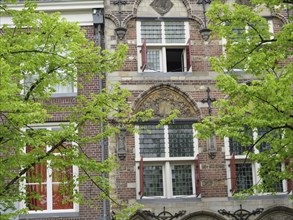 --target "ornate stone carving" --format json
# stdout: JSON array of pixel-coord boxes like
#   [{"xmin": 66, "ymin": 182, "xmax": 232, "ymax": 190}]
[
  {"xmin": 135, "ymin": 87, "xmax": 199, "ymax": 119},
  {"xmin": 261, "ymin": 213, "xmax": 293, "ymax": 220},
  {"xmin": 257, "ymin": 207, "xmax": 293, "ymax": 220},
  {"xmin": 150, "ymin": 0, "xmax": 174, "ymax": 16},
  {"xmin": 267, "ymin": 214, "xmax": 292, "ymax": 220}
]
